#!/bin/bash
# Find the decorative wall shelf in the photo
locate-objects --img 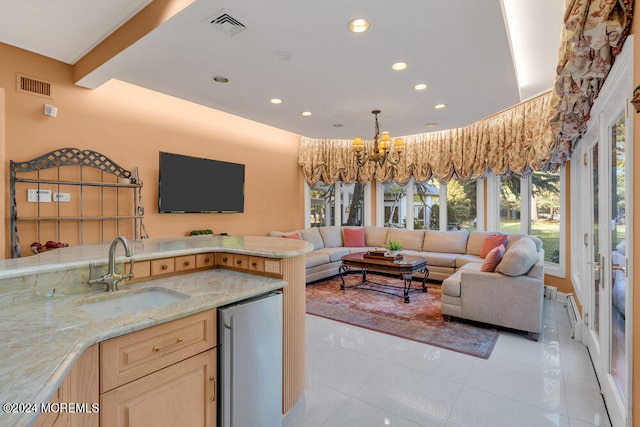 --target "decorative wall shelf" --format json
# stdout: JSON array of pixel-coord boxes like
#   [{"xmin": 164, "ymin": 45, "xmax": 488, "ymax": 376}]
[{"xmin": 10, "ymin": 148, "xmax": 148, "ymax": 258}]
